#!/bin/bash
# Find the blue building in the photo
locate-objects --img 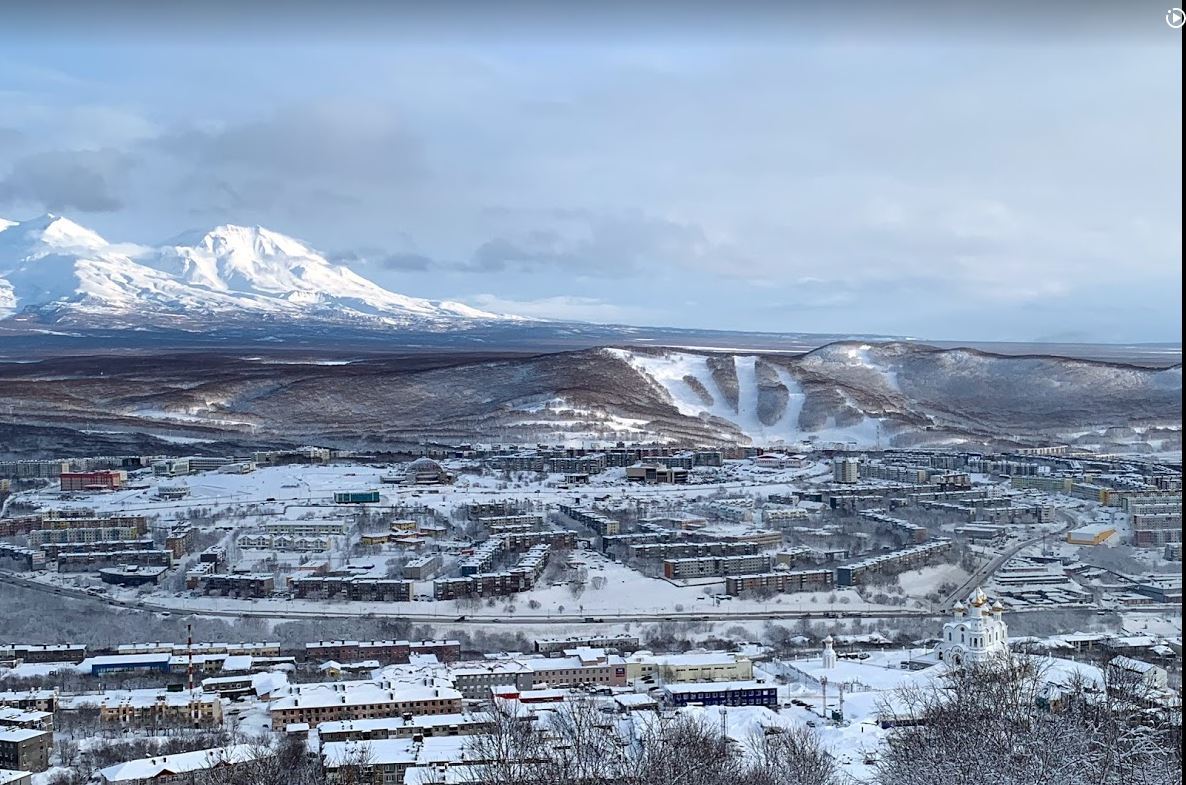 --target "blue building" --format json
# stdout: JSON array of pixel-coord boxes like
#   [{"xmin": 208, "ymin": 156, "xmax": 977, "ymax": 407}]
[
  {"xmin": 662, "ymin": 680, "xmax": 777, "ymax": 708},
  {"xmin": 84, "ymin": 653, "xmax": 171, "ymax": 675}
]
